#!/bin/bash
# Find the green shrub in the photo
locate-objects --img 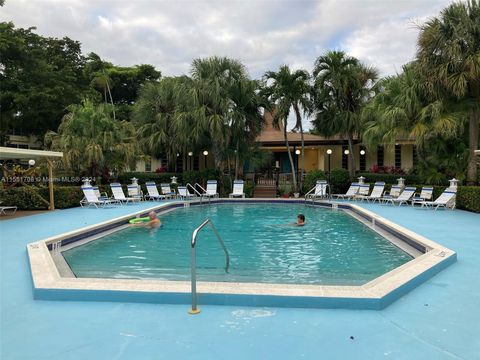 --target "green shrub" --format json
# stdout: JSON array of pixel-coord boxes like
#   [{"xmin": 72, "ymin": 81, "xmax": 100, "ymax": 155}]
[
  {"xmin": 244, "ymin": 183, "xmax": 254, "ymax": 198},
  {"xmin": 303, "ymin": 170, "xmax": 326, "ymax": 194},
  {"xmin": 358, "ymin": 172, "xmax": 422, "ymax": 185},
  {"xmin": 329, "ymin": 168, "xmax": 351, "ymax": 194},
  {"xmin": 0, "ymin": 186, "xmax": 83, "ymax": 210},
  {"xmin": 456, "ymin": 186, "xmax": 480, "ymax": 213}
]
